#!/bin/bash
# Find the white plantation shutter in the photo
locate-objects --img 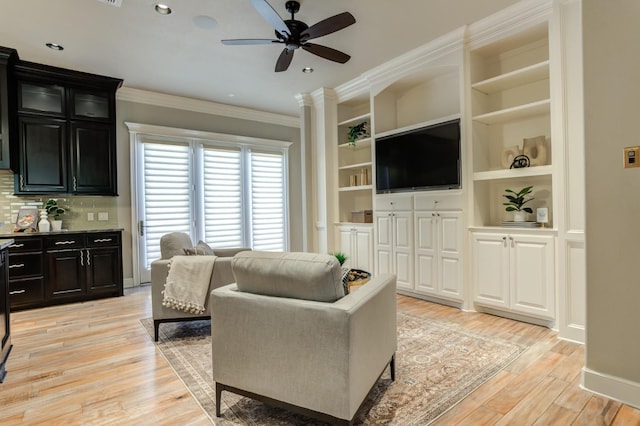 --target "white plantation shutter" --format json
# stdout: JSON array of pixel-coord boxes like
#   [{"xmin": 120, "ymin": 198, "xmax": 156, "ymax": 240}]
[
  {"xmin": 250, "ymin": 150, "xmax": 286, "ymax": 251},
  {"xmin": 141, "ymin": 142, "xmax": 191, "ymax": 267},
  {"xmin": 202, "ymin": 147, "xmax": 244, "ymax": 248}
]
